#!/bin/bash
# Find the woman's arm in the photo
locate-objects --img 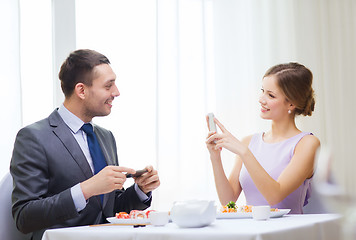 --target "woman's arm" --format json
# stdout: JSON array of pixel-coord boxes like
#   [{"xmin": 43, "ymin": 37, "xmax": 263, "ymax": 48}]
[
  {"xmin": 206, "ymin": 128, "xmax": 251, "ymax": 205},
  {"xmin": 209, "ymin": 118, "xmax": 320, "ymax": 206}
]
